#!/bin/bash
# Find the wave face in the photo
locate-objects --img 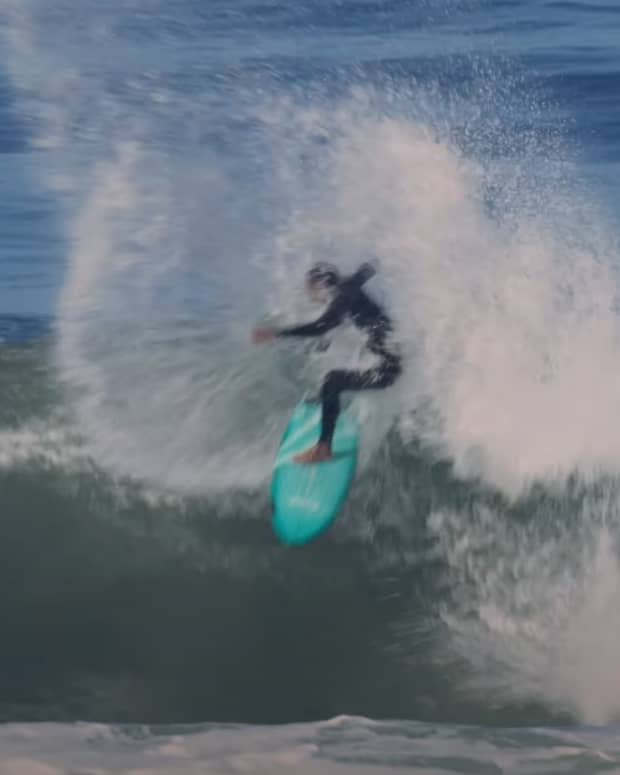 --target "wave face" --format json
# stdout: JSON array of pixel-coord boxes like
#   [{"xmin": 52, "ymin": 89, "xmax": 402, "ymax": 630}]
[{"xmin": 1, "ymin": 0, "xmax": 620, "ymax": 736}]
